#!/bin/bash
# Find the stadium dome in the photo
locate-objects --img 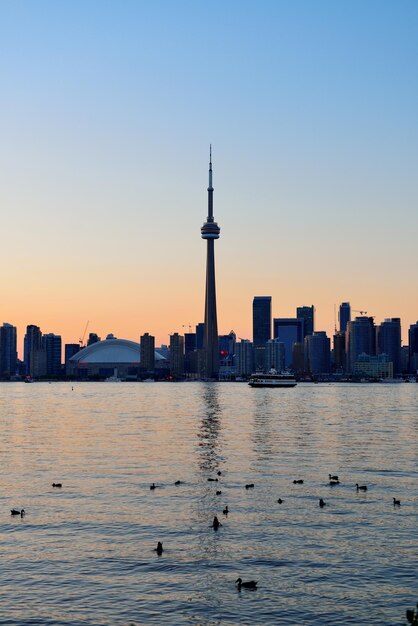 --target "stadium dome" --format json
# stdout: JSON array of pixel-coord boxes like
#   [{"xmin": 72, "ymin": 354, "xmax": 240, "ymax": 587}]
[{"xmin": 67, "ymin": 334, "xmax": 166, "ymax": 378}]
